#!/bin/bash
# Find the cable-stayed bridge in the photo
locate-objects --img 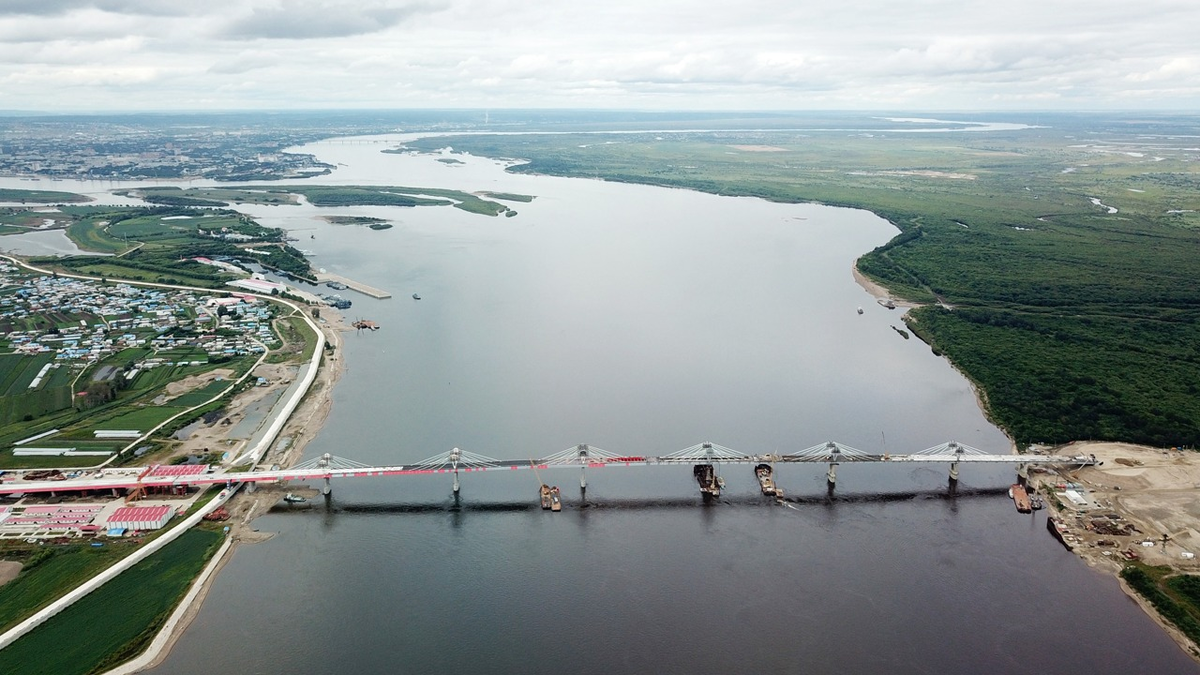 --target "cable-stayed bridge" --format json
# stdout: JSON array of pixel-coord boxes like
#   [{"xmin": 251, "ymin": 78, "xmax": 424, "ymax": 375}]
[{"xmin": 1, "ymin": 441, "xmax": 1097, "ymax": 498}]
